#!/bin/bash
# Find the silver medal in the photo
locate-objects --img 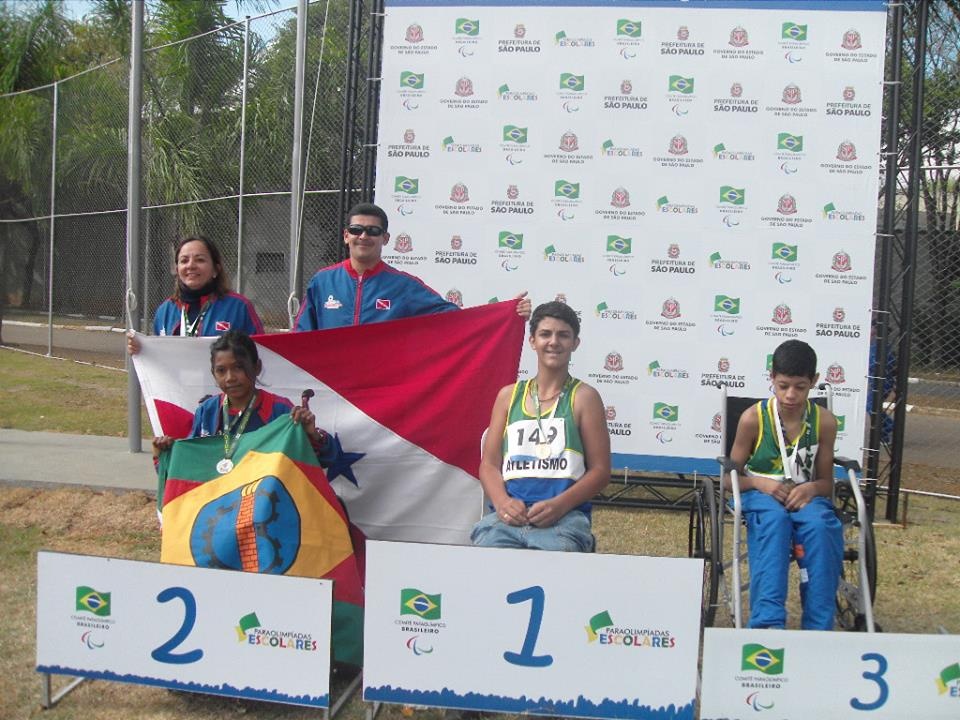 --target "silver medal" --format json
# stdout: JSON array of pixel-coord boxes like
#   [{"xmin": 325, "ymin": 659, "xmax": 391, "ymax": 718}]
[
  {"xmin": 535, "ymin": 443, "xmax": 551, "ymax": 460},
  {"xmin": 216, "ymin": 458, "xmax": 234, "ymax": 474}
]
